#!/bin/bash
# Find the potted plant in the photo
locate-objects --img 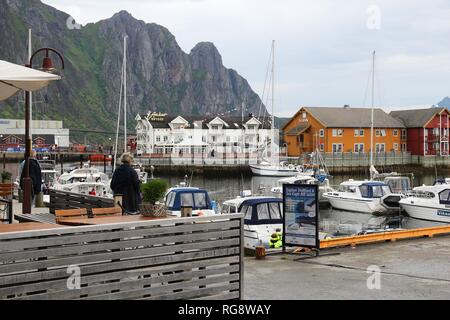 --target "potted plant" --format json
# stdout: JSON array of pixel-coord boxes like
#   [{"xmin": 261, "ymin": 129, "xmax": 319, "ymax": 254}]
[
  {"xmin": 140, "ymin": 179, "xmax": 169, "ymax": 217},
  {"xmin": 1, "ymin": 171, "xmax": 12, "ymax": 183}
]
